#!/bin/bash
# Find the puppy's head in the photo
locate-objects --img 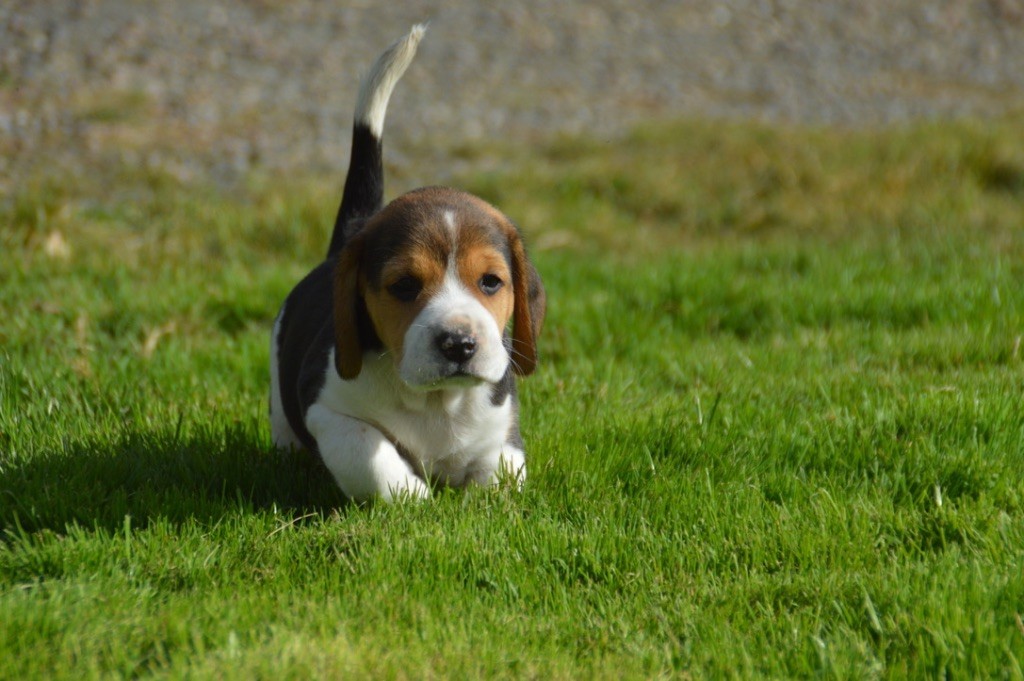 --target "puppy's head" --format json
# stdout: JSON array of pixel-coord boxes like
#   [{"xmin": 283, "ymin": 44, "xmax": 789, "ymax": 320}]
[{"xmin": 334, "ymin": 187, "xmax": 545, "ymax": 388}]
